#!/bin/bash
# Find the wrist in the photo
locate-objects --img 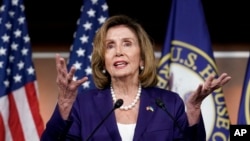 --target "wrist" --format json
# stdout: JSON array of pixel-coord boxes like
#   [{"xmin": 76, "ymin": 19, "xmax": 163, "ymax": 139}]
[
  {"xmin": 58, "ymin": 98, "xmax": 75, "ymax": 120},
  {"xmin": 186, "ymin": 102, "xmax": 202, "ymax": 126}
]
